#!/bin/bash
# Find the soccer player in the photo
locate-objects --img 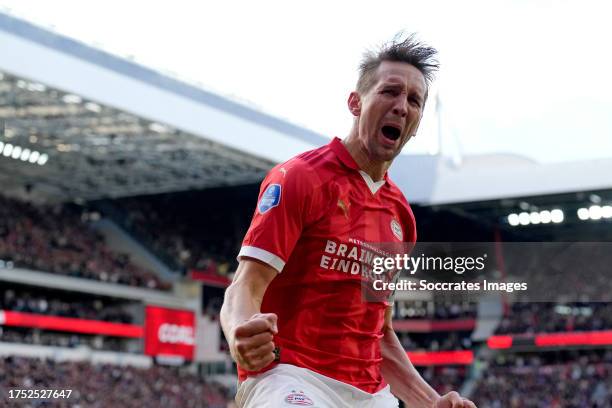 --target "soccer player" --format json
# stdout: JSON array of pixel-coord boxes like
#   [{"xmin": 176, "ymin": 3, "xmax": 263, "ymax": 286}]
[{"xmin": 221, "ymin": 34, "xmax": 477, "ymax": 408}]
